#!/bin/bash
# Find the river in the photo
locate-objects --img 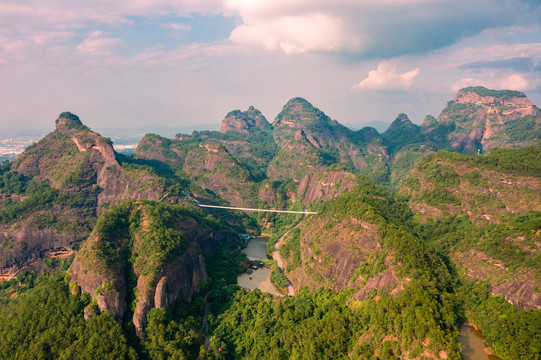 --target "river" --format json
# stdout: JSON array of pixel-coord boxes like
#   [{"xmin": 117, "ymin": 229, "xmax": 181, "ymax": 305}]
[
  {"xmin": 459, "ymin": 324, "xmax": 502, "ymax": 360},
  {"xmin": 237, "ymin": 237, "xmax": 280, "ymax": 295}
]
